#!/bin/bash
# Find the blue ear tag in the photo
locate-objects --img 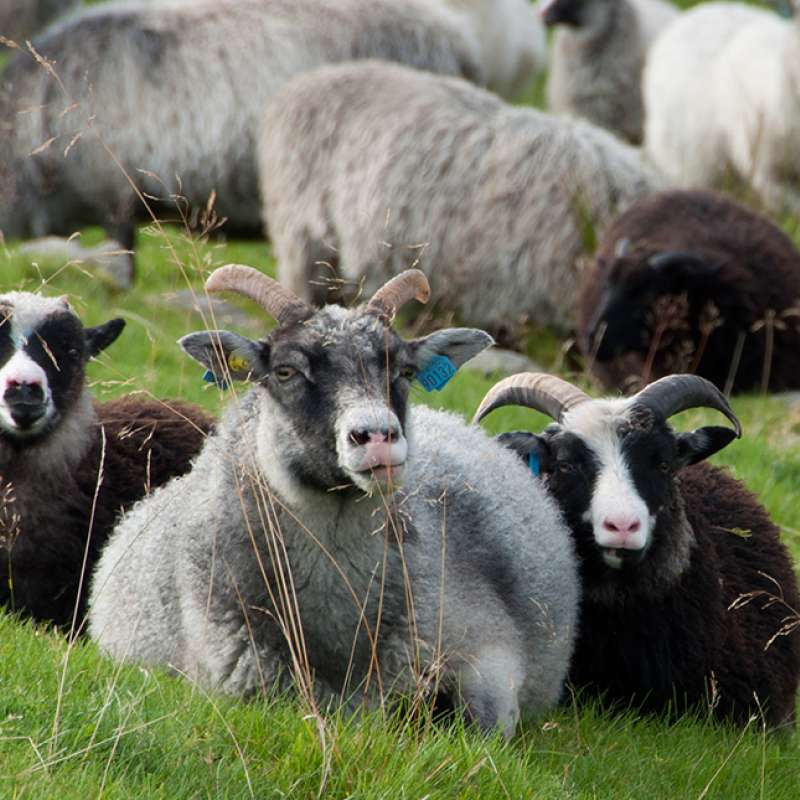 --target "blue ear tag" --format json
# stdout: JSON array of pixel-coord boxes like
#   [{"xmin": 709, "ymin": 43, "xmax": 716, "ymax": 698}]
[
  {"xmin": 417, "ymin": 355, "xmax": 458, "ymax": 392},
  {"xmin": 528, "ymin": 450, "xmax": 541, "ymax": 477},
  {"xmin": 202, "ymin": 369, "xmax": 229, "ymax": 390}
]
